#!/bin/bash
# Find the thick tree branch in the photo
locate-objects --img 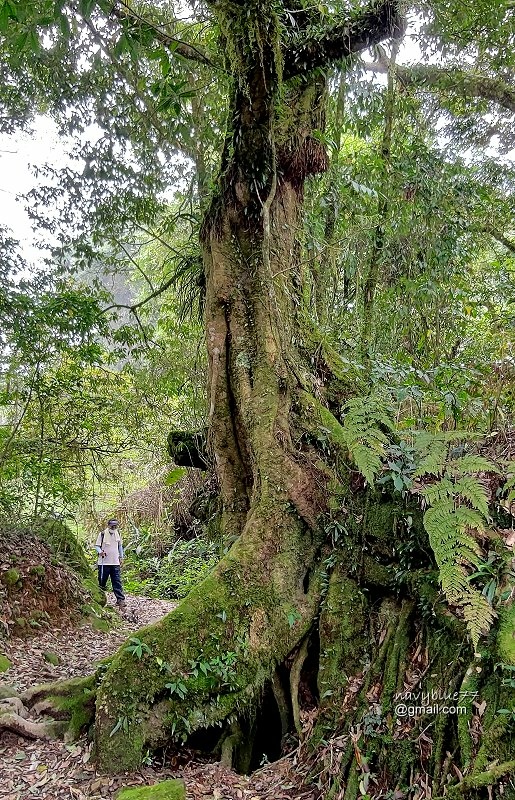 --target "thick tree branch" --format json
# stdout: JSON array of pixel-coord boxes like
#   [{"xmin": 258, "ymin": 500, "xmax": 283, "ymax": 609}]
[
  {"xmin": 112, "ymin": 1, "xmax": 217, "ymax": 69},
  {"xmin": 119, "ymin": 274, "xmax": 177, "ymax": 312},
  {"xmin": 362, "ymin": 59, "xmax": 515, "ymax": 114},
  {"xmin": 283, "ymin": 0, "xmax": 404, "ymax": 80},
  {"xmin": 484, "ymin": 225, "xmax": 515, "ymax": 253}
]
